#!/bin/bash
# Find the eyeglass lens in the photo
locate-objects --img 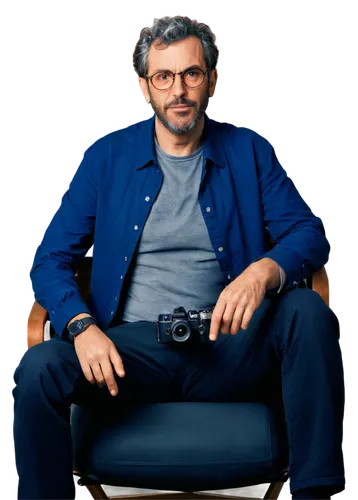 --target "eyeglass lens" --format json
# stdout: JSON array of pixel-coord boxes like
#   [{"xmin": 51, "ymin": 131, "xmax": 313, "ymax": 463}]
[{"xmin": 151, "ymin": 69, "xmax": 205, "ymax": 89}]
